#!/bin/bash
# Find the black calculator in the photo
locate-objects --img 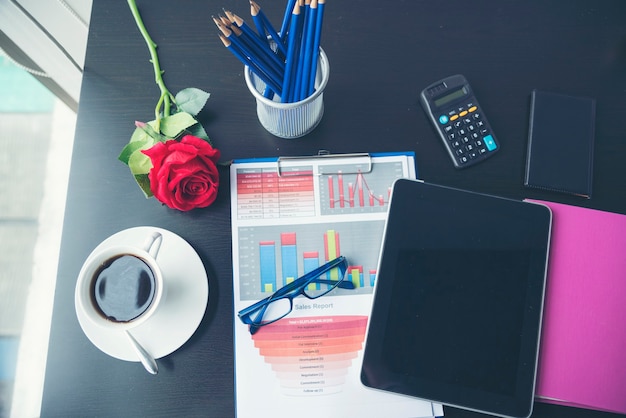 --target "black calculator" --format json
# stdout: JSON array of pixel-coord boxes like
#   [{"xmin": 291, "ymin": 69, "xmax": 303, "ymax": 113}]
[{"xmin": 420, "ymin": 74, "xmax": 499, "ymax": 168}]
